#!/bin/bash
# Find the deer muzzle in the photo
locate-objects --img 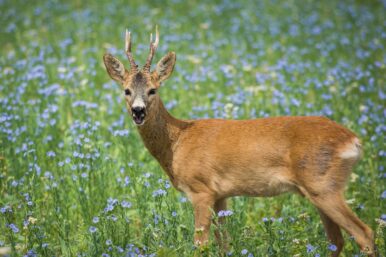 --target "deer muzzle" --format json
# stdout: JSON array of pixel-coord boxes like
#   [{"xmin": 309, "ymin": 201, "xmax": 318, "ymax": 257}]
[{"xmin": 131, "ymin": 106, "xmax": 146, "ymax": 125}]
